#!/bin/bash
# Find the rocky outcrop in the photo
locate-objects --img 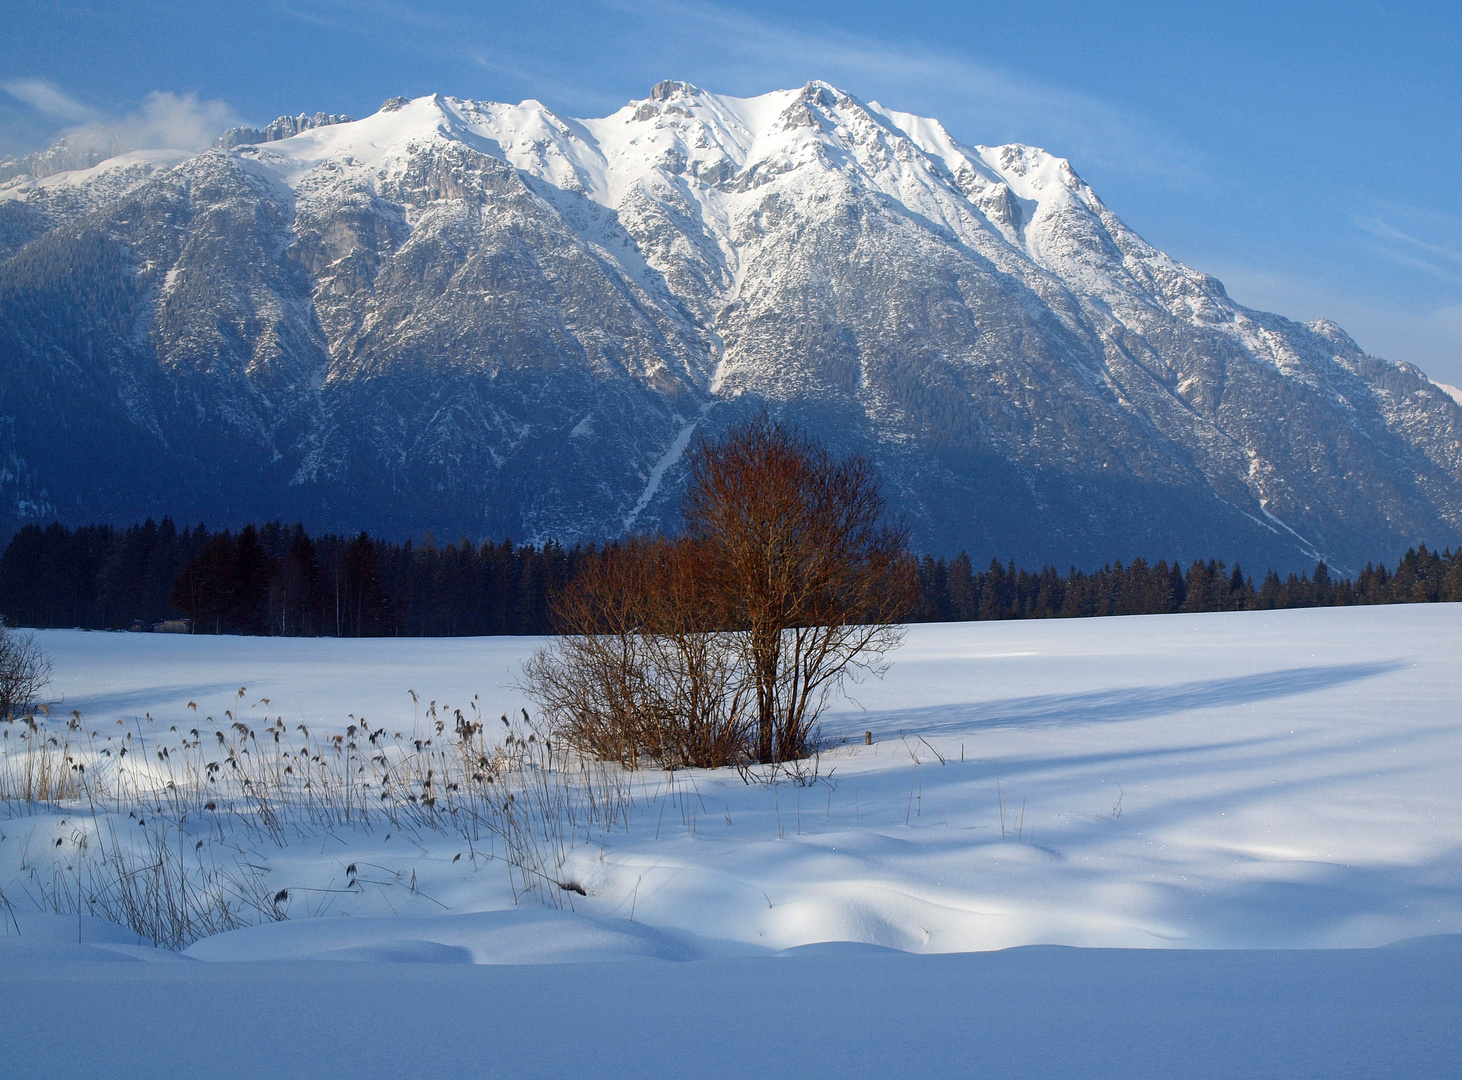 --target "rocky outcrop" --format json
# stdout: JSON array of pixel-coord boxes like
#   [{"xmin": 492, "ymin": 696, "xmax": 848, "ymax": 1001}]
[{"xmin": 214, "ymin": 112, "xmax": 353, "ymax": 150}]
